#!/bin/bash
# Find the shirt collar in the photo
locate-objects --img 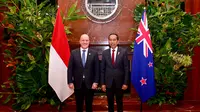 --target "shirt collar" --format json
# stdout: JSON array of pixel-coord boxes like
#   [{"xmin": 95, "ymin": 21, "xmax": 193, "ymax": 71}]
[
  {"xmin": 111, "ymin": 46, "xmax": 118, "ymax": 52},
  {"xmin": 80, "ymin": 47, "xmax": 88, "ymax": 52}
]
